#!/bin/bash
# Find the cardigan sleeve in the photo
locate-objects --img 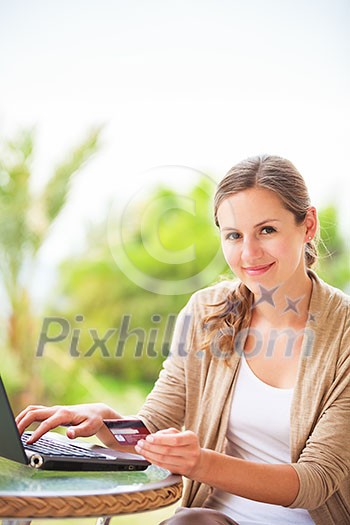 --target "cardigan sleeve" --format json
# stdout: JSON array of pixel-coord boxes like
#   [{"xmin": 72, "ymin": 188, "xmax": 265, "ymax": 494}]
[
  {"xmin": 137, "ymin": 296, "xmax": 195, "ymax": 433},
  {"xmin": 288, "ymin": 316, "xmax": 350, "ymax": 510}
]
